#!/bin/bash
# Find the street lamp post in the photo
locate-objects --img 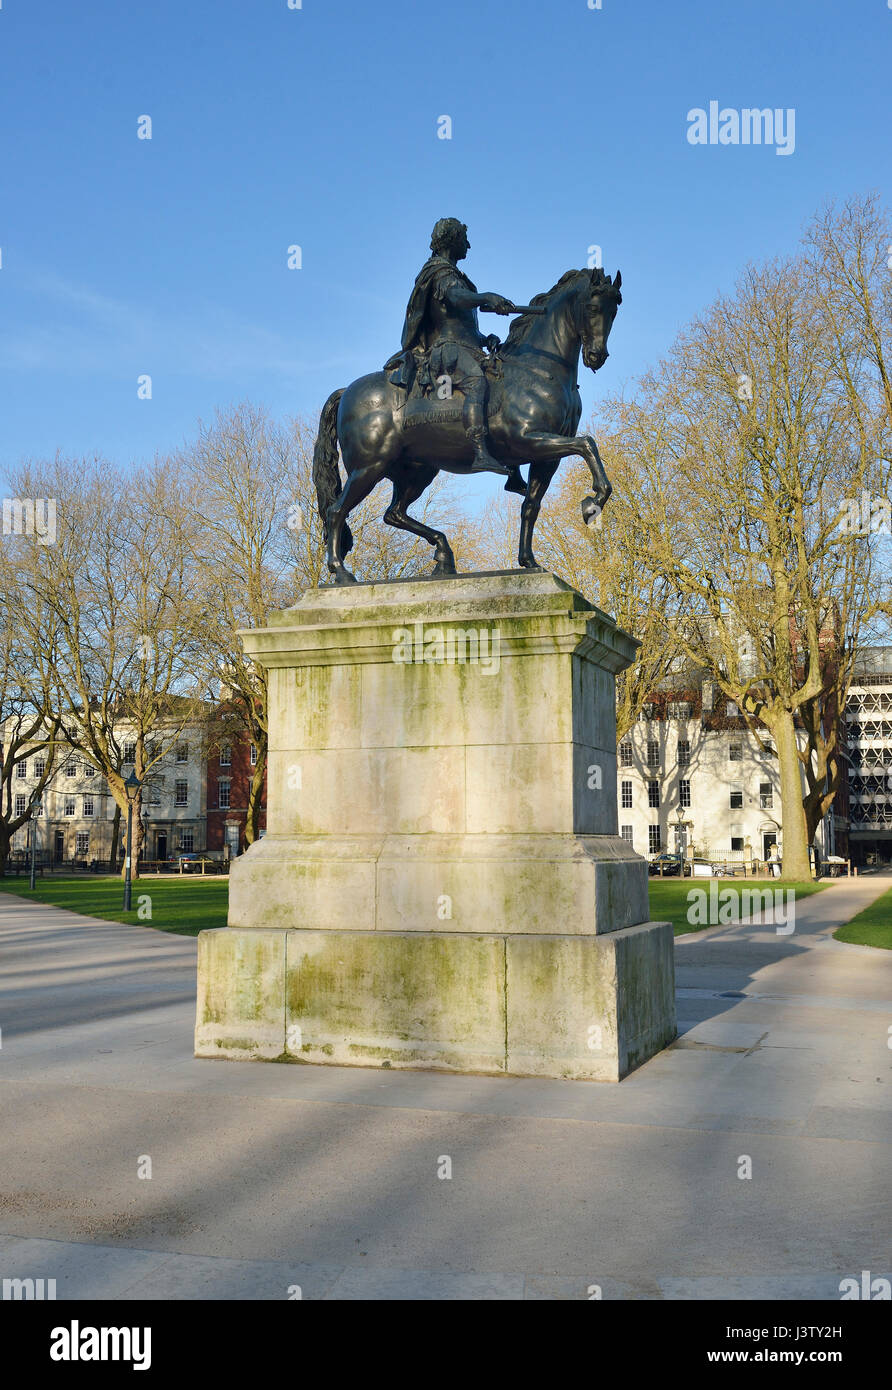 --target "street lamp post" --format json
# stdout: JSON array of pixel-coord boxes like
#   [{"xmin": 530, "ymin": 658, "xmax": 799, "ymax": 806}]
[
  {"xmin": 123, "ymin": 770, "xmax": 141, "ymax": 911},
  {"xmin": 28, "ymin": 790, "xmax": 41, "ymax": 890}
]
